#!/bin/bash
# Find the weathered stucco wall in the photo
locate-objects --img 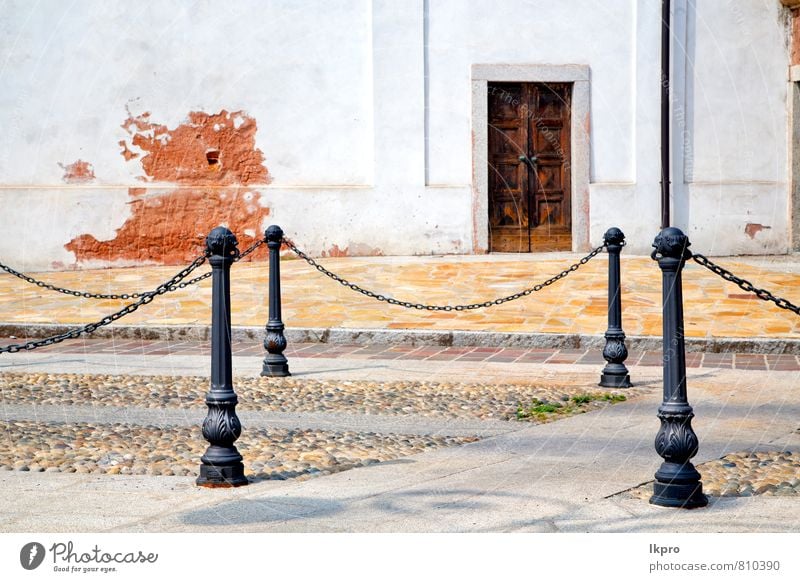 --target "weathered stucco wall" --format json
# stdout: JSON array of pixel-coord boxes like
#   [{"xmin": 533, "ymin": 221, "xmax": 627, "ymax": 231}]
[{"xmin": 0, "ymin": 0, "xmax": 793, "ymax": 271}]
